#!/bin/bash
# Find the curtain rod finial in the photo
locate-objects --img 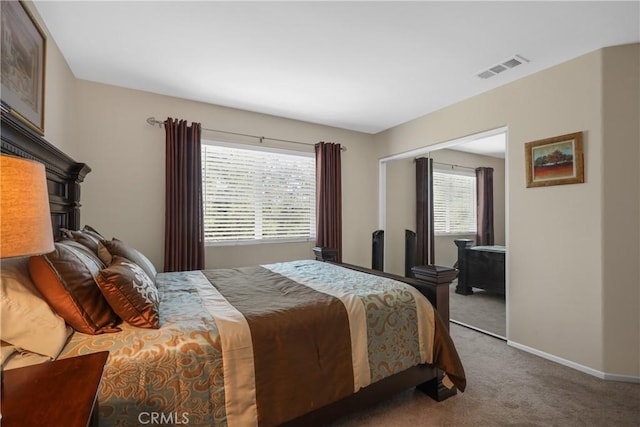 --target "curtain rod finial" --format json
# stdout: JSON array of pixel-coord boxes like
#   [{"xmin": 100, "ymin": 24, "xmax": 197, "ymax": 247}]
[{"xmin": 146, "ymin": 117, "xmax": 163, "ymax": 128}]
